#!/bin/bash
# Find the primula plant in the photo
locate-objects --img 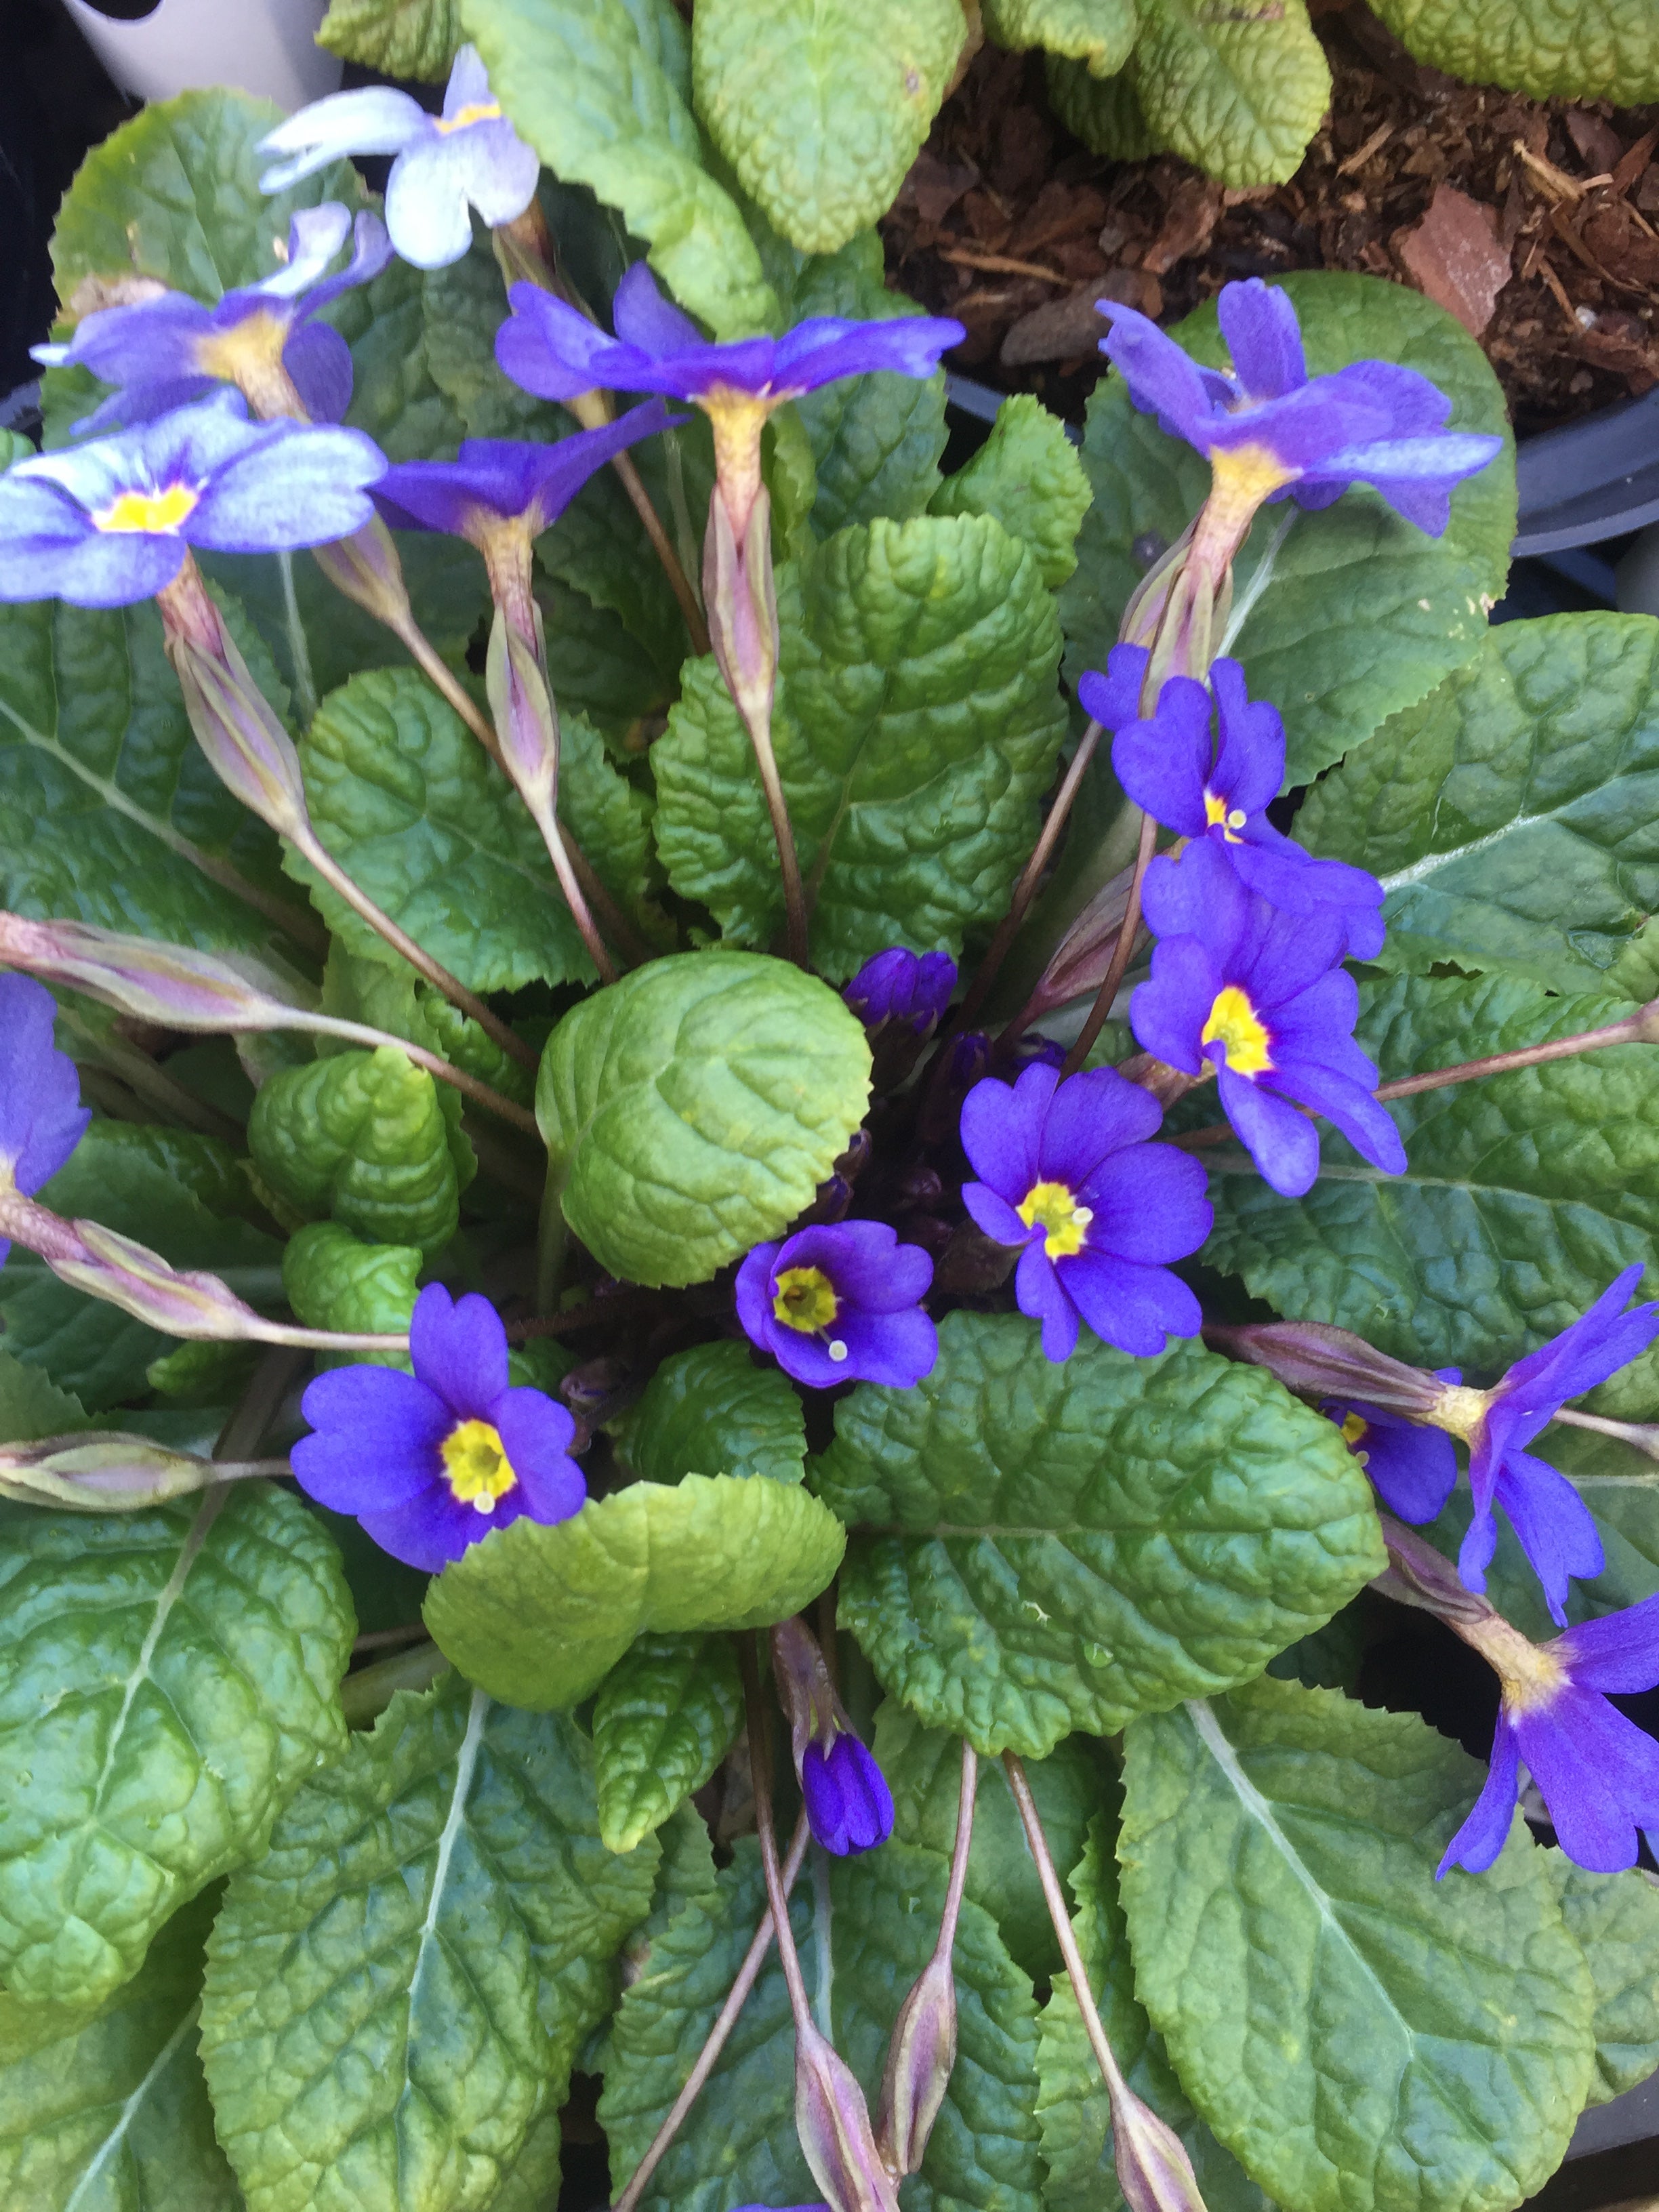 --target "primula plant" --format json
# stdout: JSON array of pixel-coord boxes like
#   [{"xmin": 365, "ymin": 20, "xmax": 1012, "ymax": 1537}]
[{"xmin": 7, "ymin": 8, "xmax": 1659, "ymax": 2212}]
